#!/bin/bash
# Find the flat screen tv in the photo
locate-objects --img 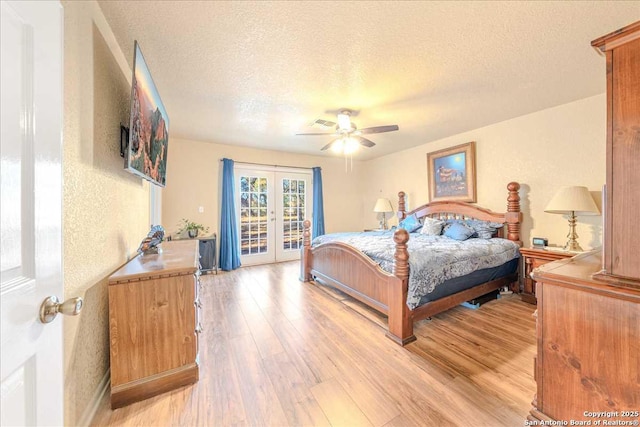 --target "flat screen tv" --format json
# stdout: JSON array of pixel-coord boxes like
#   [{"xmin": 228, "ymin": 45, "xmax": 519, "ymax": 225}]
[{"xmin": 125, "ymin": 41, "xmax": 169, "ymax": 187}]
